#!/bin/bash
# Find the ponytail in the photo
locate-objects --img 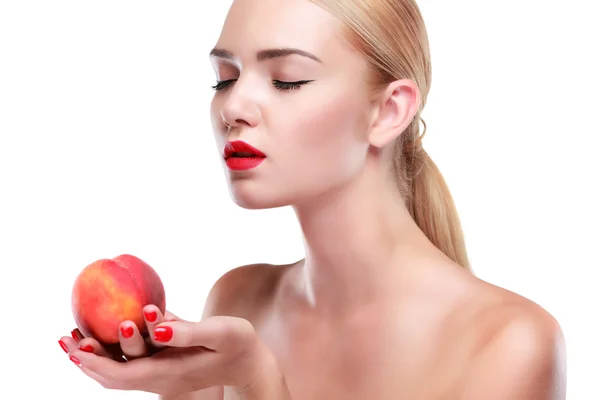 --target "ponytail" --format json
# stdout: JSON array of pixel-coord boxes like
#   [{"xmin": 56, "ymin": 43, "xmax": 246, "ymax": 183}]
[
  {"xmin": 311, "ymin": 0, "xmax": 469, "ymax": 270},
  {"xmin": 395, "ymin": 116, "xmax": 471, "ymax": 271}
]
